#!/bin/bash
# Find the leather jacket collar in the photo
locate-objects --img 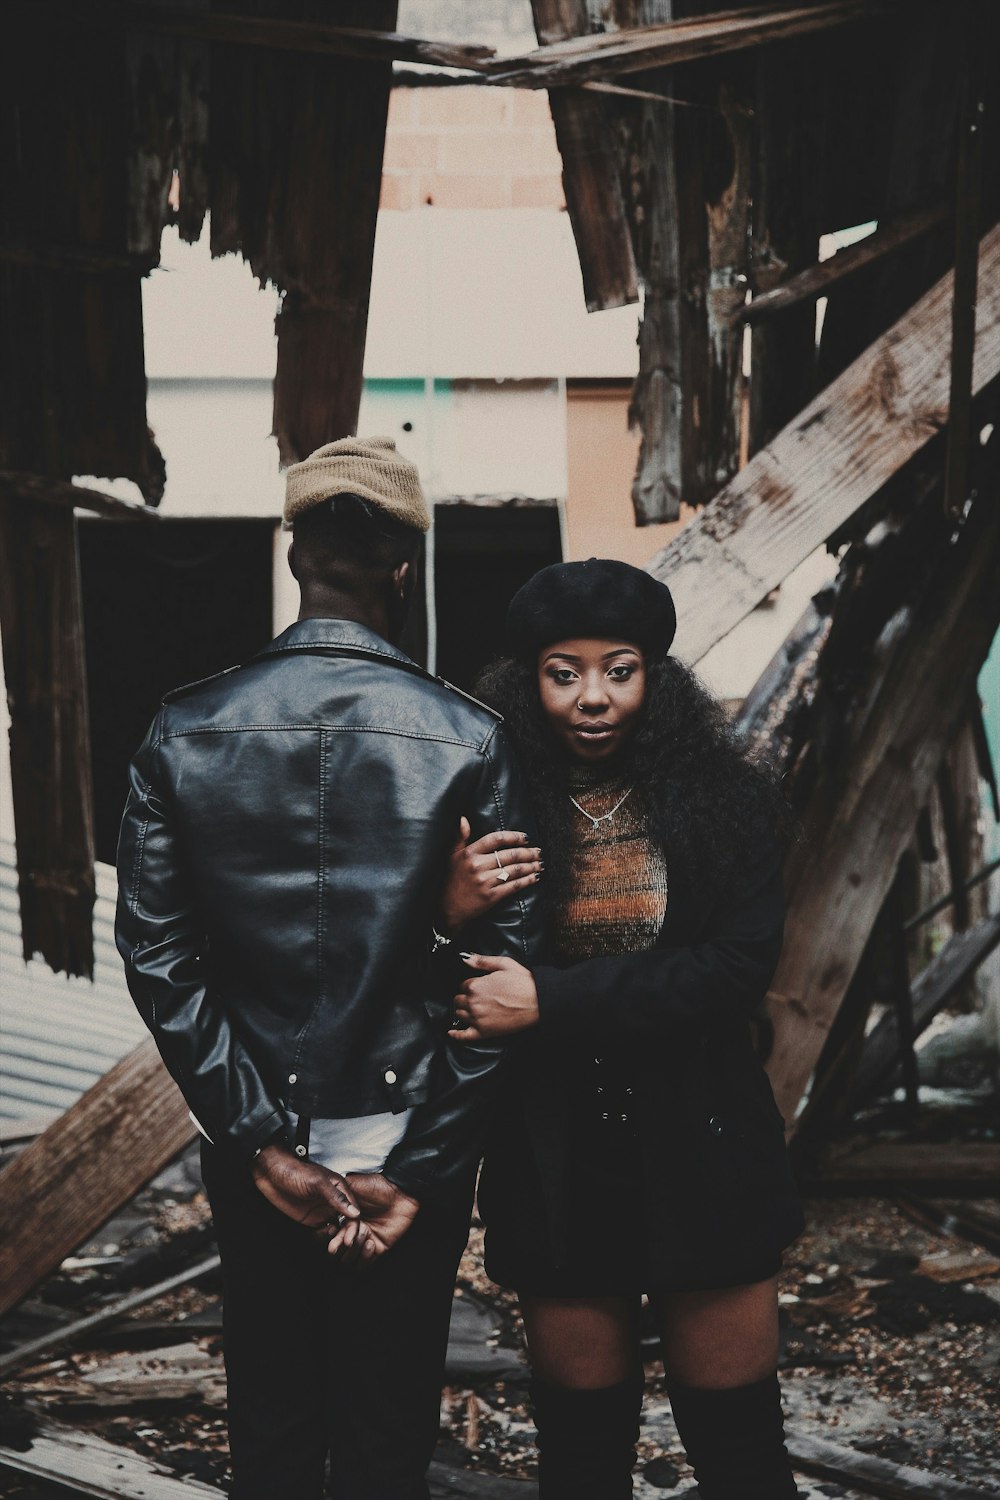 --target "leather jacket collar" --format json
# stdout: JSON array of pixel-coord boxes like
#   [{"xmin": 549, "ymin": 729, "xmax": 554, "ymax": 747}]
[{"xmin": 255, "ymin": 617, "xmax": 421, "ymax": 673}]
